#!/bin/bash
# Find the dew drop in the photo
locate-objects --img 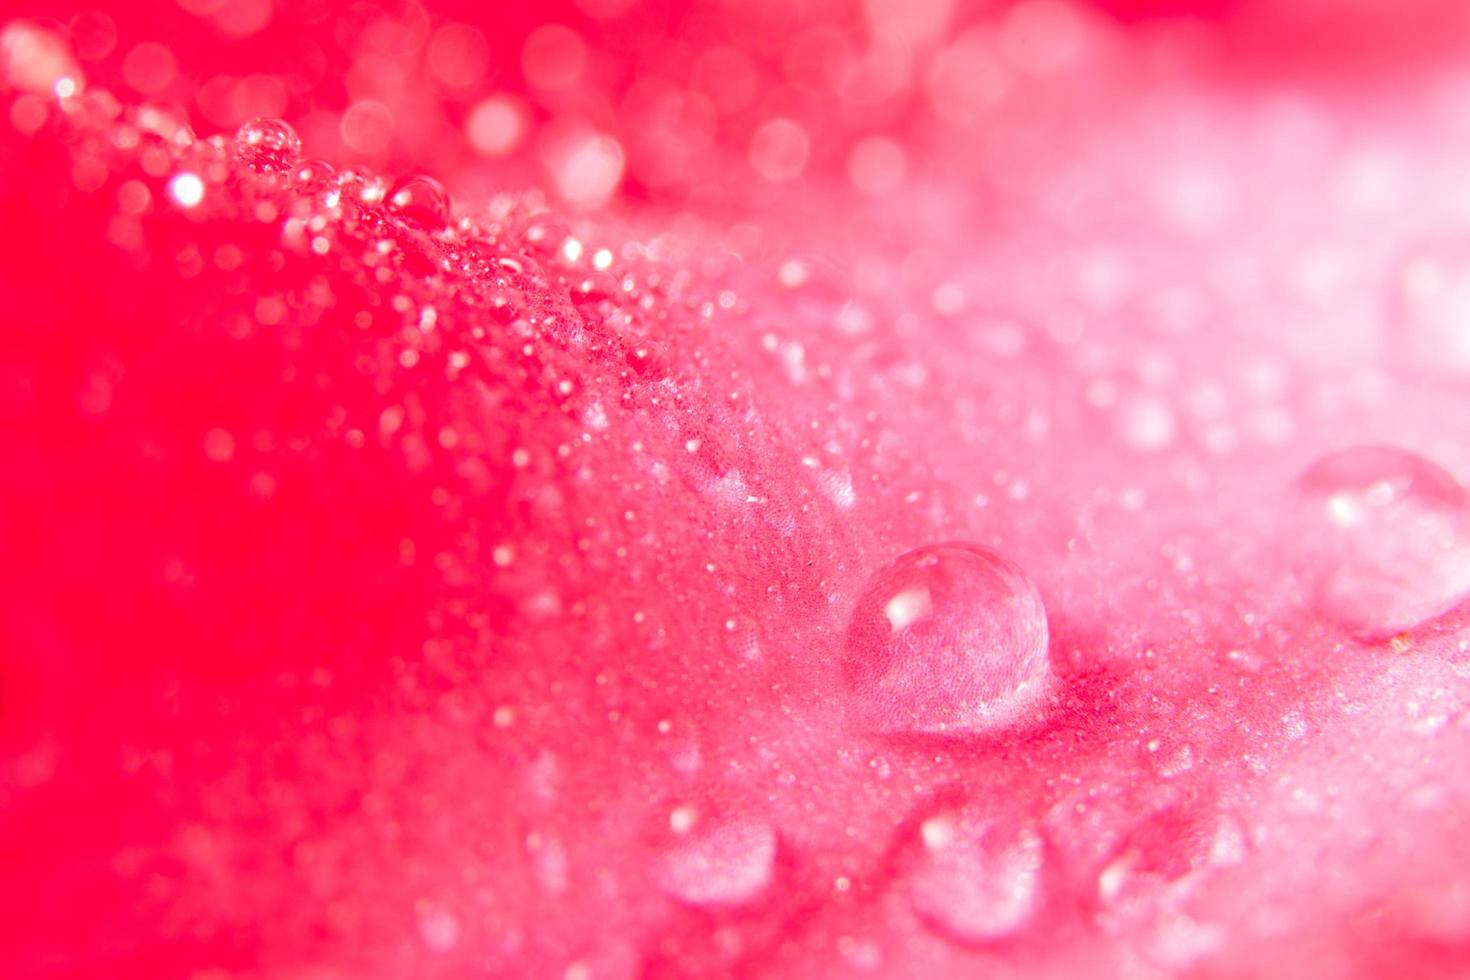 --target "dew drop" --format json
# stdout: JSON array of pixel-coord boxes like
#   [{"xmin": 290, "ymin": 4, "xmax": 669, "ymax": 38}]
[
  {"xmin": 1295, "ymin": 445, "xmax": 1470, "ymax": 638},
  {"xmin": 656, "ymin": 816, "xmax": 776, "ymax": 908},
  {"xmin": 291, "ymin": 158, "xmax": 336, "ymax": 193},
  {"xmin": 232, "ymin": 117, "xmax": 301, "ymax": 175},
  {"xmin": 571, "ymin": 271, "xmax": 619, "ymax": 304},
  {"xmin": 908, "ymin": 809, "xmax": 1046, "ymax": 945},
  {"xmin": 388, "ymin": 174, "xmax": 450, "ymax": 229},
  {"xmin": 843, "ymin": 543, "xmax": 1051, "ymax": 736},
  {"xmin": 1094, "ymin": 805, "xmax": 1212, "ymax": 909}
]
